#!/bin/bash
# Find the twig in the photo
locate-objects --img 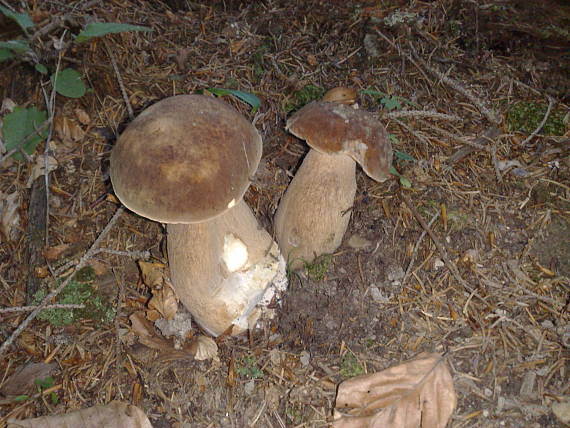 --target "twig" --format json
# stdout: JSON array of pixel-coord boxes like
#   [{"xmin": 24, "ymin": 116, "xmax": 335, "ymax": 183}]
[
  {"xmin": 521, "ymin": 96, "xmax": 555, "ymax": 145},
  {"xmin": 421, "ymin": 121, "xmax": 489, "ymax": 152},
  {"xmin": 93, "ymin": 248, "xmax": 151, "ymax": 259},
  {"xmin": 490, "ymin": 143, "xmax": 503, "ymax": 183},
  {"xmin": 391, "ymin": 118, "xmax": 432, "ymax": 146},
  {"xmin": 401, "ymin": 194, "xmax": 476, "ymax": 295},
  {"xmin": 53, "ymin": 248, "xmax": 150, "ymax": 276},
  {"xmin": 0, "ymin": 304, "xmax": 85, "ymax": 314},
  {"xmin": 447, "ymin": 127, "xmax": 501, "ymax": 164},
  {"xmin": 104, "ymin": 39, "xmax": 134, "ymax": 120},
  {"xmin": 0, "ymin": 206, "xmax": 124, "ymax": 357},
  {"xmin": 410, "ymin": 44, "xmax": 501, "ymax": 125},
  {"xmin": 402, "ymin": 211, "xmax": 440, "ymax": 287},
  {"xmin": 385, "ymin": 110, "xmax": 462, "ymax": 122},
  {"xmin": 42, "ymin": 39, "xmax": 66, "ymax": 246},
  {"xmin": 113, "ymin": 268, "xmax": 124, "ymax": 397}
]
